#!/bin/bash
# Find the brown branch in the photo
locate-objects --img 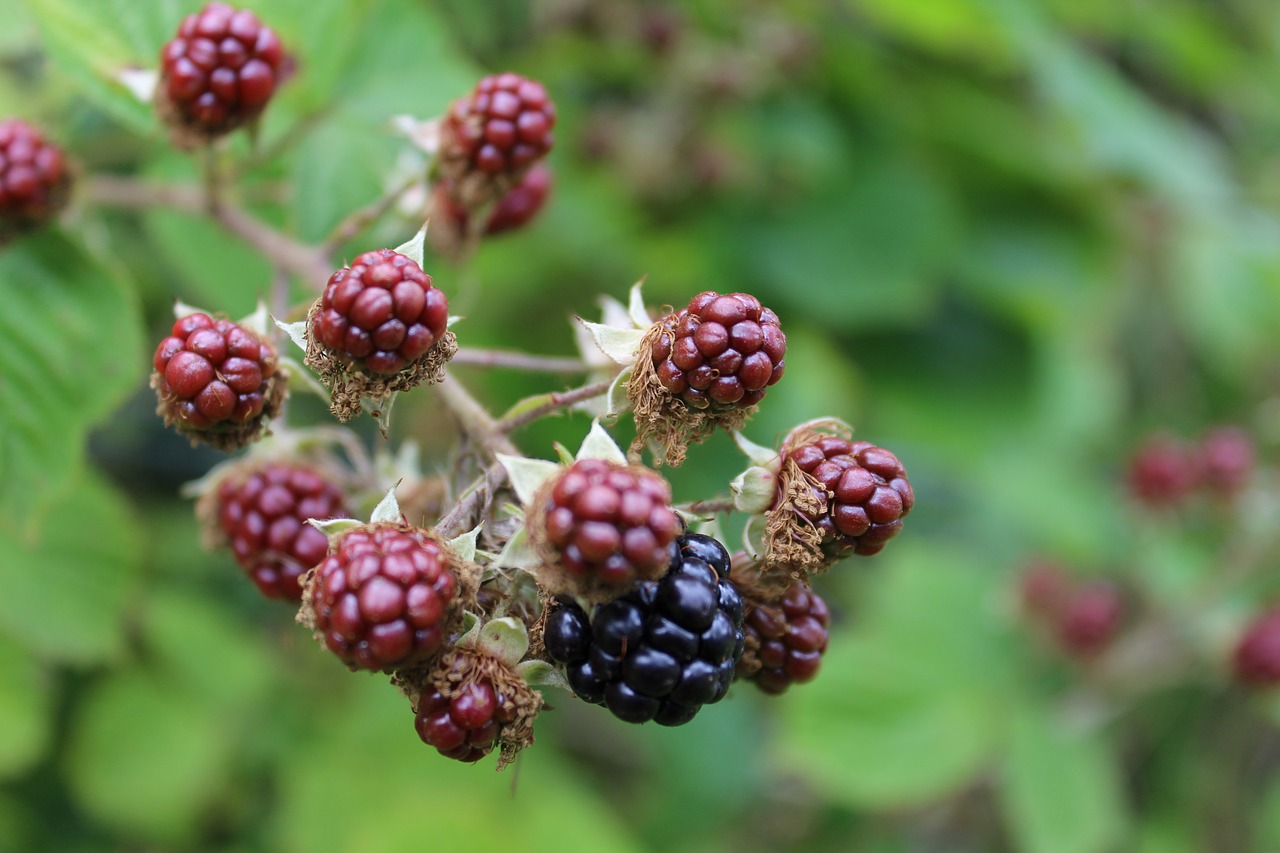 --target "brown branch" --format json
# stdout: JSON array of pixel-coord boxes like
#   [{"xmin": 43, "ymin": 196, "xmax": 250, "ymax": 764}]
[
  {"xmin": 683, "ymin": 498, "xmax": 735, "ymax": 515},
  {"xmin": 451, "ymin": 348, "xmax": 587, "ymax": 374},
  {"xmin": 496, "ymin": 379, "xmax": 613, "ymax": 435},
  {"xmin": 435, "ymin": 460, "xmax": 508, "ymax": 540},
  {"xmin": 321, "ymin": 175, "xmax": 420, "ymax": 255}
]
